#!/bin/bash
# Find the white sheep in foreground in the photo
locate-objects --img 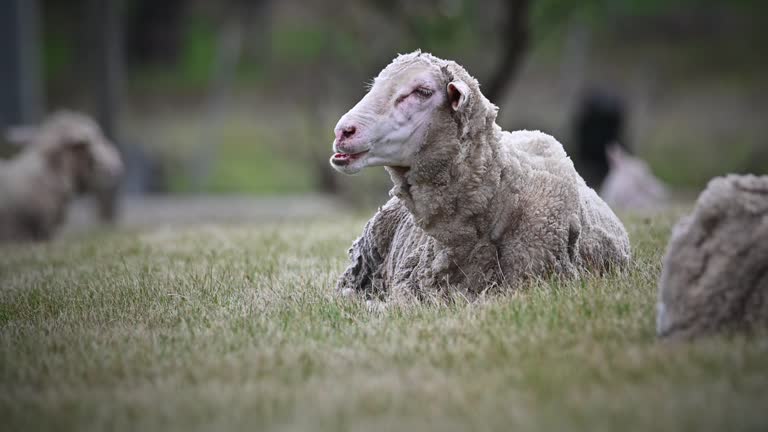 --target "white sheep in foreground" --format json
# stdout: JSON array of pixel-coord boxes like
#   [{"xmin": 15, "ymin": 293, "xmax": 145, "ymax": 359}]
[
  {"xmin": 600, "ymin": 144, "xmax": 668, "ymax": 212},
  {"xmin": 329, "ymin": 51, "xmax": 631, "ymax": 301},
  {"xmin": 0, "ymin": 111, "xmax": 124, "ymax": 242},
  {"xmin": 657, "ymin": 174, "xmax": 768, "ymax": 340}
]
